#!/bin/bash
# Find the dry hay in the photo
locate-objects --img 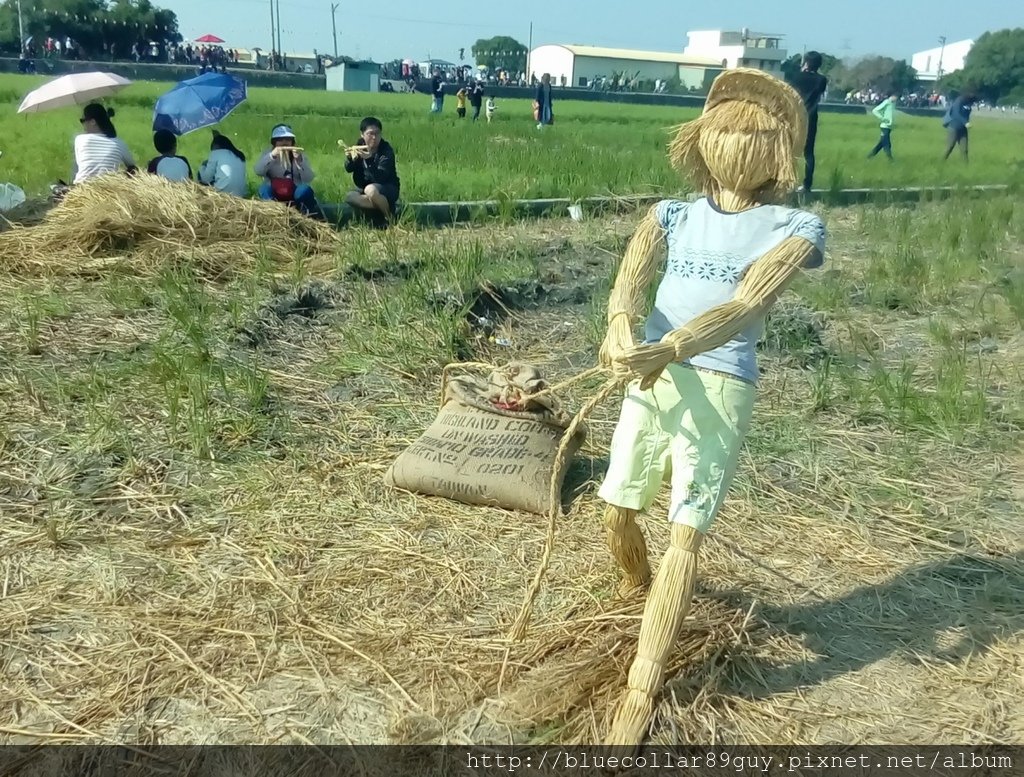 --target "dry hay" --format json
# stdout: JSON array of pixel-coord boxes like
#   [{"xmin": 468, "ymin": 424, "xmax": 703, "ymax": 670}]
[
  {"xmin": 0, "ymin": 197, "xmax": 55, "ymax": 232},
  {"xmin": 456, "ymin": 593, "xmax": 759, "ymax": 744},
  {"xmin": 0, "ymin": 173, "xmax": 341, "ymax": 280},
  {"xmin": 3, "ymin": 208, "xmax": 1023, "ymax": 749}
]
